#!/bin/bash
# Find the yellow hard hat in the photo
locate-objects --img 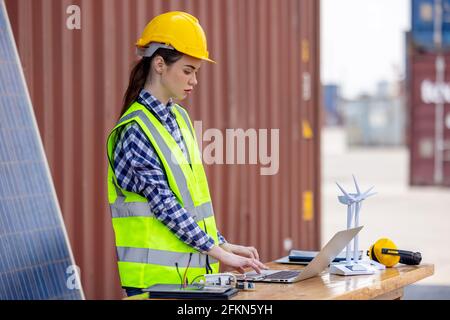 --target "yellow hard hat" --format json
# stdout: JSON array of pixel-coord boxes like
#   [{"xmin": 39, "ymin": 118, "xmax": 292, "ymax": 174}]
[
  {"xmin": 368, "ymin": 238, "xmax": 401, "ymax": 267},
  {"xmin": 136, "ymin": 11, "xmax": 215, "ymax": 63}
]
